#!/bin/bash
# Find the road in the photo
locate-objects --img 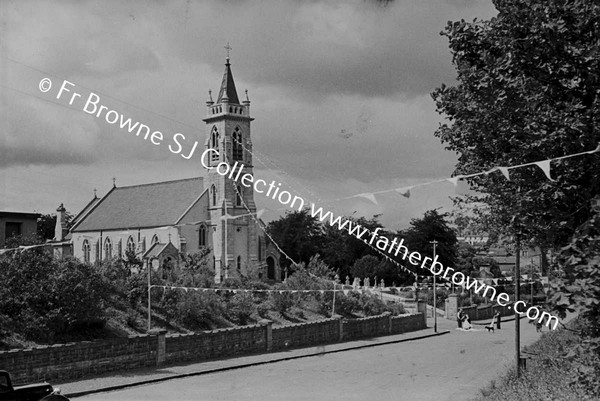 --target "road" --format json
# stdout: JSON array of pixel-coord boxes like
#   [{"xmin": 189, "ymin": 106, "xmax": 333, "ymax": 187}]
[{"xmin": 76, "ymin": 316, "xmax": 544, "ymax": 401}]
